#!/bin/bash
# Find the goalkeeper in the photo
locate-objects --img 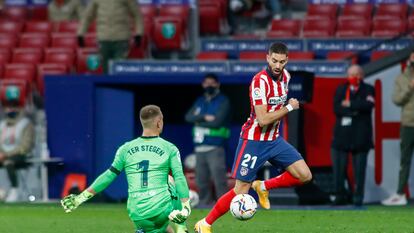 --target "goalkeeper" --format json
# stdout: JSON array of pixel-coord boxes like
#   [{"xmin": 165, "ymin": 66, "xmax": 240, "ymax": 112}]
[{"xmin": 61, "ymin": 105, "xmax": 191, "ymax": 233}]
